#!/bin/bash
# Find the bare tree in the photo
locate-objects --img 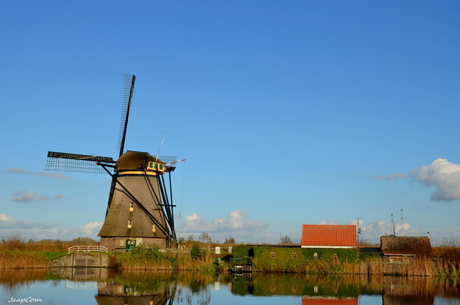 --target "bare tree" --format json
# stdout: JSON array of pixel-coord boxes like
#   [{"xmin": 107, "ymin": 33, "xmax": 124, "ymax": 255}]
[
  {"xmin": 199, "ymin": 232, "xmax": 212, "ymax": 243},
  {"xmin": 279, "ymin": 235, "xmax": 293, "ymax": 244}
]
